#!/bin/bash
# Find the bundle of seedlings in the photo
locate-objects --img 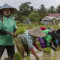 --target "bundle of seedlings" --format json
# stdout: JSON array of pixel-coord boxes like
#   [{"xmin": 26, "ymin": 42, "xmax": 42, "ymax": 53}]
[
  {"xmin": 15, "ymin": 28, "xmax": 25, "ymax": 35},
  {"xmin": 42, "ymin": 47, "xmax": 51, "ymax": 60},
  {"xmin": 13, "ymin": 28, "xmax": 26, "ymax": 50},
  {"xmin": 36, "ymin": 42, "xmax": 41, "ymax": 48},
  {"xmin": 15, "ymin": 52, "xmax": 22, "ymax": 60},
  {"xmin": 43, "ymin": 47, "xmax": 51, "ymax": 53}
]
